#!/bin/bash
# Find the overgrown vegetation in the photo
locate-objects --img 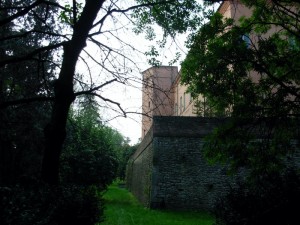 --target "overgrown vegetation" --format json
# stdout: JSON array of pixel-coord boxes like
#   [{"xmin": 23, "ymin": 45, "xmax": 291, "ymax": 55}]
[
  {"xmin": 181, "ymin": 1, "xmax": 300, "ymax": 224},
  {"xmin": 214, "ymin": 167, "xmax": 300, "ymax": 225},
  {"xmin": 3, "ymin": 0, "xmax": 300, "ymax": 224},
  {"xmin": 61, "ymin": 103, "xmax": 121, "ymax": 188},
  {"xmin": 0, "ymin": 101, "xmax": 131, "ymax": 224},
  {"xmin": 0, "ymin": 184, "xmax": 103, "ymax": 225},
  {"xmin": 101, "ymin": 182, "xmax": 215, "ymax": 225},
  {"xmin": 1, "ymin": 0, "xmax": 204, "ymax": 223}
]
